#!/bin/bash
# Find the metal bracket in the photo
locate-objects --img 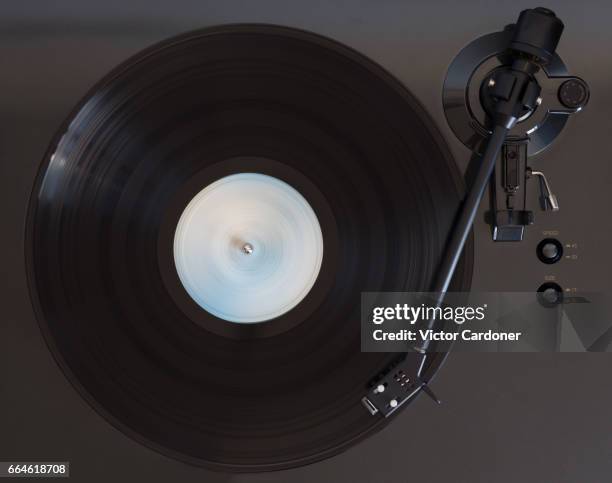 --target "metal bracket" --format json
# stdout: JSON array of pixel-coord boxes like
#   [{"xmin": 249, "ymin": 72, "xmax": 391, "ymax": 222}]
[{"xmin": 487, "ymin": 142, "xmax": 533, "ymax": 241}]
